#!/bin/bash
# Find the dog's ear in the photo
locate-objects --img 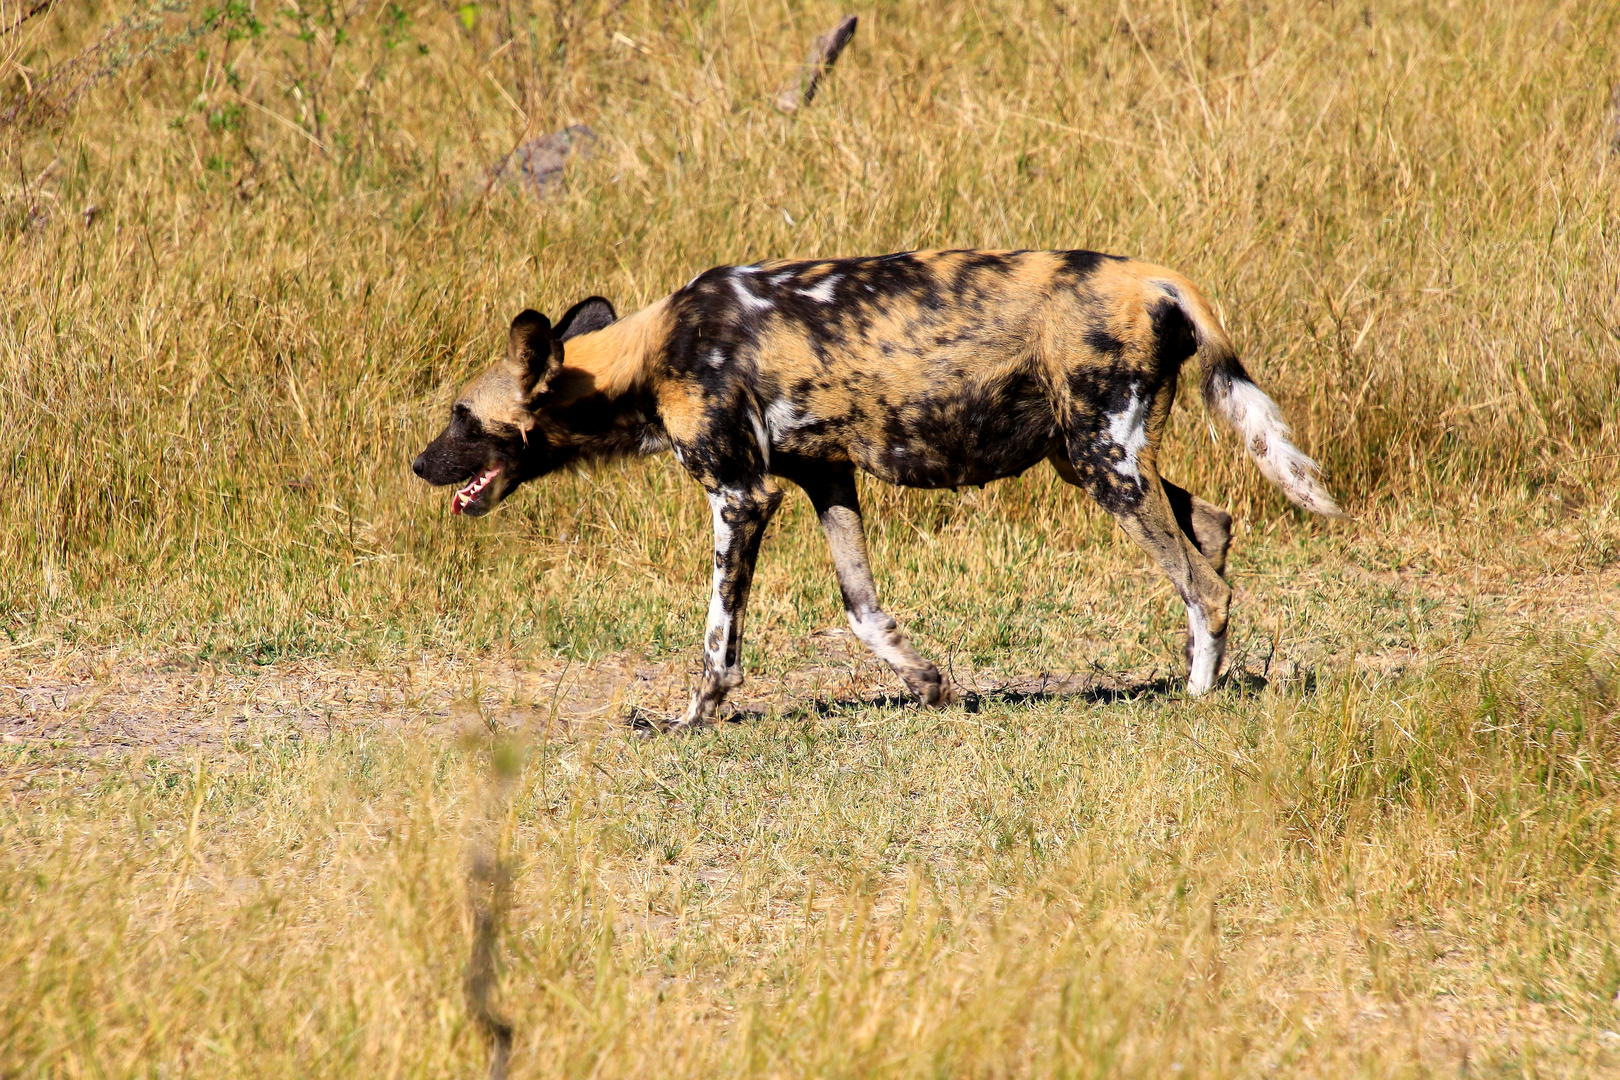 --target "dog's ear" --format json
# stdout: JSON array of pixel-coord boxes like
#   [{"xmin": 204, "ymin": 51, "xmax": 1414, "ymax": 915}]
[
  {"xmin": 507, "ymin": 308, "xmax": 560, "ymax": 391},
  {"xmin": 554, "ymin": 296, "xmax": 617, "ymax": 342}
]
